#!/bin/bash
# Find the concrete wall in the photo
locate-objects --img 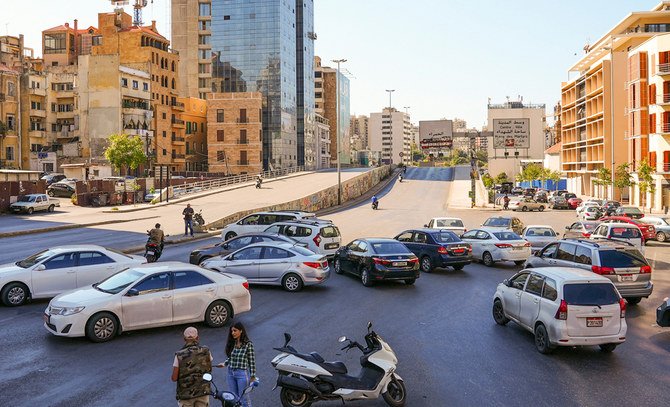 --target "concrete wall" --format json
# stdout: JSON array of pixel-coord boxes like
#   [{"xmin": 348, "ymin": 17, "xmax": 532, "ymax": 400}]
[{"xmin": 207, "ymin": 165, "xmax": 392, "ymax": 229}]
